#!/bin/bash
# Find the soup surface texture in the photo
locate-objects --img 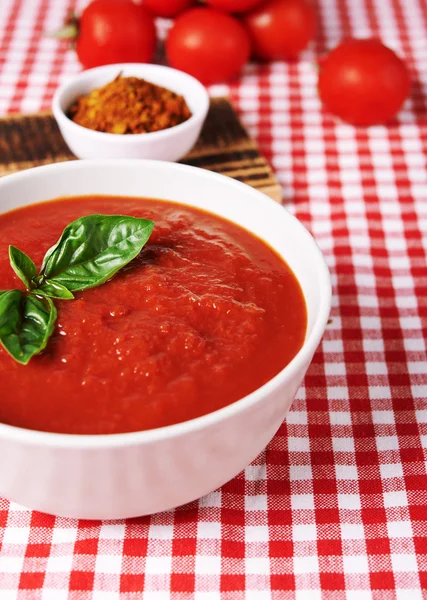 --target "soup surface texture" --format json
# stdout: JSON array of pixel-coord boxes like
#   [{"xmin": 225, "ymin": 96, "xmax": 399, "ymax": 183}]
[{"xmin": 0, "ymin": 196, "xmax": 307, "ymax": 434}]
